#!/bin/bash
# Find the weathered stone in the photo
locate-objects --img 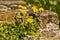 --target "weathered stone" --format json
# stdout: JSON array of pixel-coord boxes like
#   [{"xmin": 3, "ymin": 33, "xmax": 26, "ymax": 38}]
[
  {"xmin": 0, "ymin": 5, "xmax": 8, "ymax": 9},
  {"xmin": 38, "ymin": 10, "xmax": 59, "ymax": 28},
  {"xmin": 40, "ymin": 22, "xmax": 60, "ymax": 40},
  {"xmin": 9, "ymin": 4, "xmax": 18, "ymax": 9},
  {"xmin": 0, "ymin": 1, "xmax": 26, "ymax": 6},
  {"xmin": 0, "ymin": 10, "xmax": 17, "ymax": 24}
]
